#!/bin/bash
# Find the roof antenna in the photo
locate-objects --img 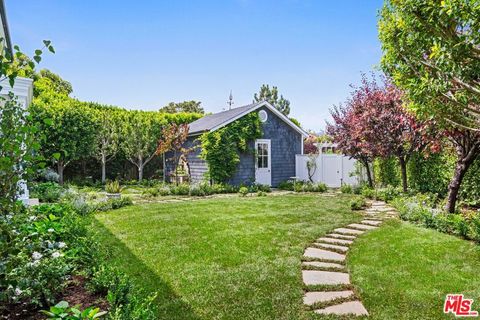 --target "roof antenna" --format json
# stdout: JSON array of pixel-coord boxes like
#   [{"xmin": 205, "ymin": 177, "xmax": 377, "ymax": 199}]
[{"xmin": 227, "ymin": 90, "xmax": 234, "ymax": 110}]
